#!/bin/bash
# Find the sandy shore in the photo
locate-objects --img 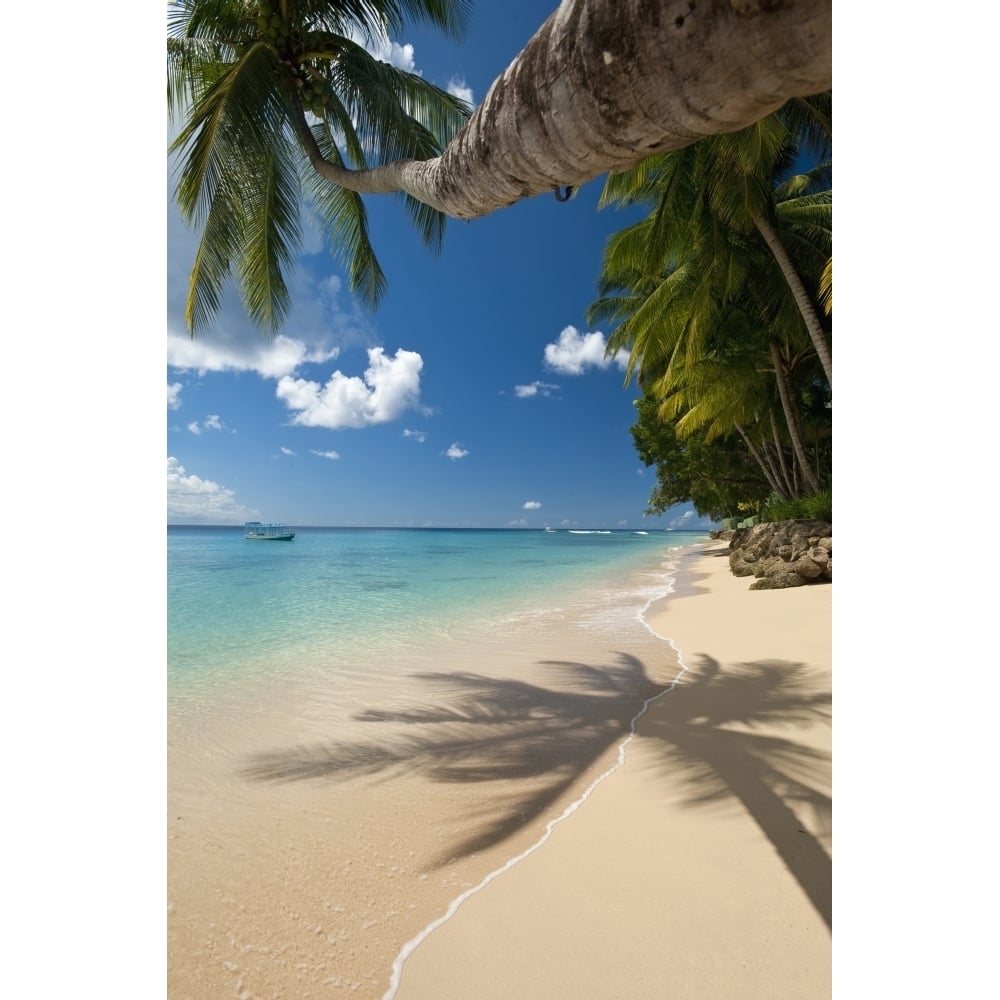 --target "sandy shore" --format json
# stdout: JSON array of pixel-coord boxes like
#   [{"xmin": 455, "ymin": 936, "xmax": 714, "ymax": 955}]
[{"xmin": 392, "ymin": 544, "xmax": 832, "ymax": 999}]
